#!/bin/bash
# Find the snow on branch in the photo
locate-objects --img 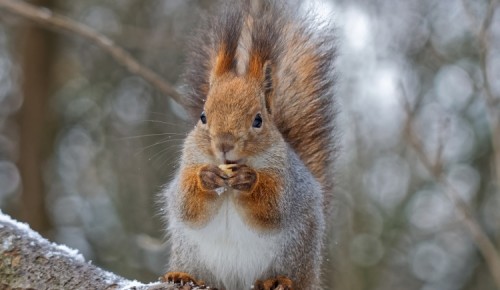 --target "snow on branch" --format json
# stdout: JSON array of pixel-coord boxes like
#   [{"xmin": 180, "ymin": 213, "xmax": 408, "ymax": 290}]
[{"xmin": 0, "ymin": 210, "xmax": 205, "ymax": 290}]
